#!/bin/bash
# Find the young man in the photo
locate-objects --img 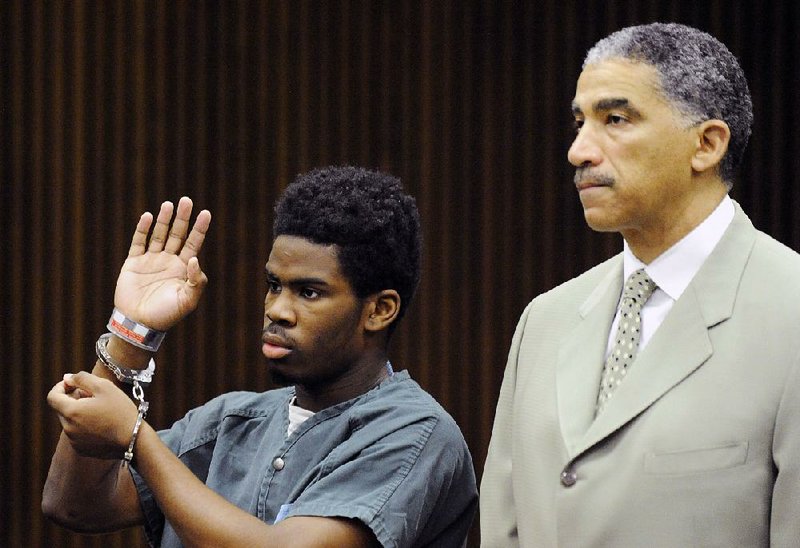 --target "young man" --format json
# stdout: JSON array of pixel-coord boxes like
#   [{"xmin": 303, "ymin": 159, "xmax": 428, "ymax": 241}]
[
  {"xmin": 43, "ymin": 166, "xmax": 477, "ymax": 547},
  {"xmin": 481, "ymin": 23, "xmax": 800, "ymax": 546}
]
